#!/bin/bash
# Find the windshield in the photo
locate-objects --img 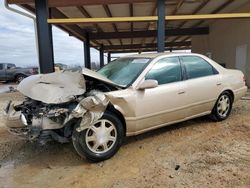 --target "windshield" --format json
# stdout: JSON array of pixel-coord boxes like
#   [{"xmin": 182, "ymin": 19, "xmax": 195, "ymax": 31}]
[{"xmin": 97, "ymin": 57, "xmax": 151, "ymax": 87}]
